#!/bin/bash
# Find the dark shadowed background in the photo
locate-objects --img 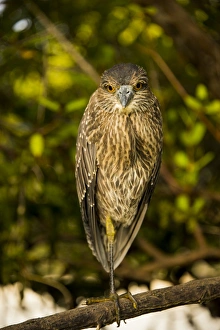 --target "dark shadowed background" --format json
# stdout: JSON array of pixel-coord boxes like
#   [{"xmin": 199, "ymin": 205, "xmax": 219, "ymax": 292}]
[{"xmin": 0, "ymin": 0, "xmax": 220, "ymax": 311}]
